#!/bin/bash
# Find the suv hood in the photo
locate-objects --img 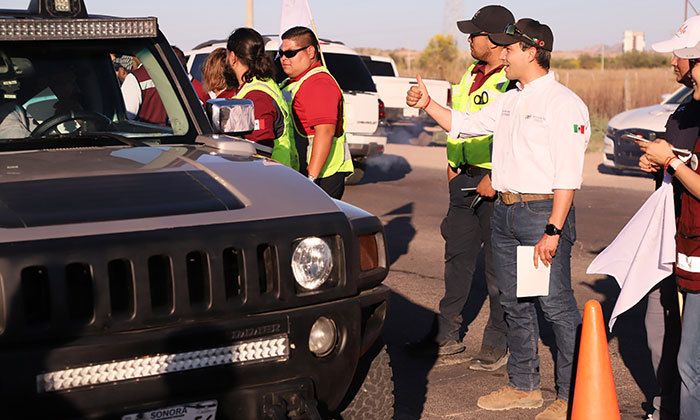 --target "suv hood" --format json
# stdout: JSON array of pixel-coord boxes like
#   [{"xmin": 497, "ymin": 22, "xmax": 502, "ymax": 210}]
[
  {"xmin": 0, "ymin": 145, "xmax": 339, "ymax": 240},
  {"xmin": 608, "ymin": 103, "xmax": 679, "ymax": 132}
]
